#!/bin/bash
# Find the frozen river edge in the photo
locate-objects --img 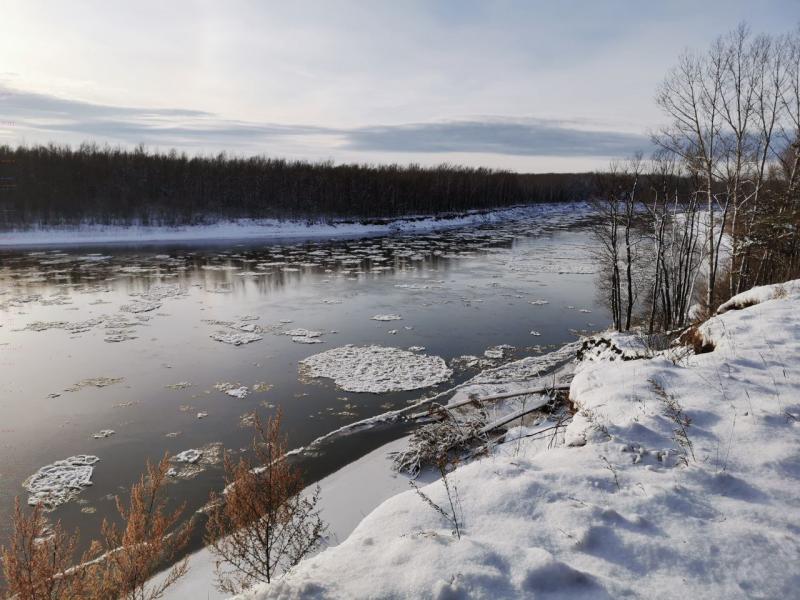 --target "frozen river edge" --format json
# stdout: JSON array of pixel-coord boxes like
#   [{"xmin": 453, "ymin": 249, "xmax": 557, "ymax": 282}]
[{"xmin": 0, "ymin": 203, "xmax": 581, "ymax": 247}]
